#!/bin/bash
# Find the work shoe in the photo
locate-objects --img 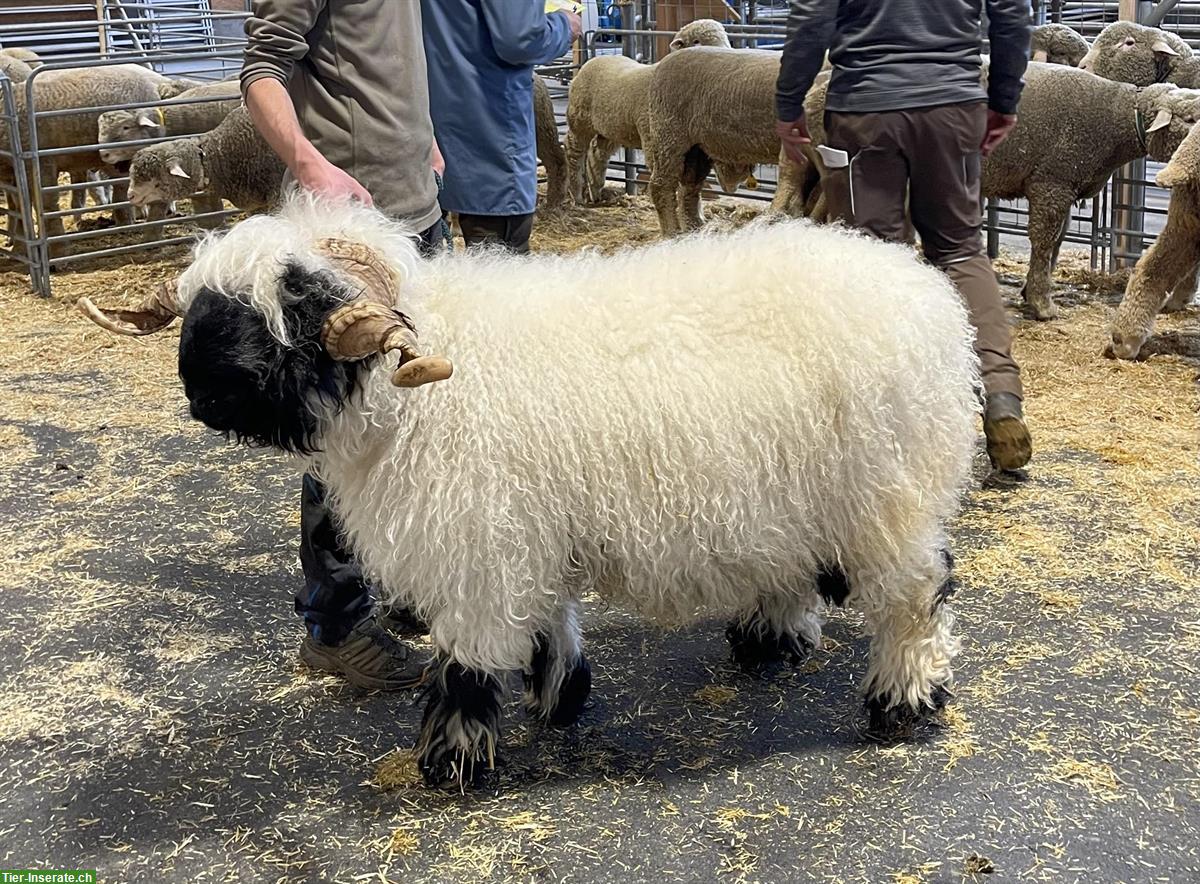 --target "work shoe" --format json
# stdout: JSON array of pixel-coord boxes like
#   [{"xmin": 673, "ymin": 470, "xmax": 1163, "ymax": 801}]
[
  {"xmin": 983, "ymin": 392, "xmax": 1033, "ymax": 471},
  {"xmin": 299, "ymin": 618, "xmax": 428, "ymax": 690}
]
